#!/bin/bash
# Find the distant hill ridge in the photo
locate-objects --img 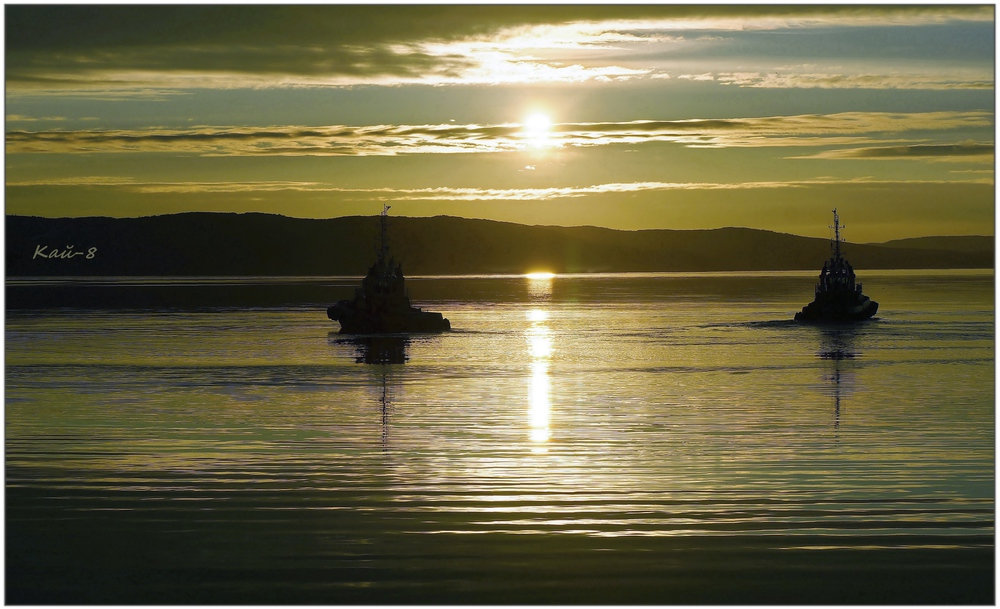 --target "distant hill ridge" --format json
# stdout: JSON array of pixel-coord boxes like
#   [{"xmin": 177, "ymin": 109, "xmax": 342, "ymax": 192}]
[
  {"xmin": 874, "ymin": 235, "xmax": 995, "ymax": 253},
  {"xmin": 6, "ymin": 212, "xmax": 993, "ymax": 276}
]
